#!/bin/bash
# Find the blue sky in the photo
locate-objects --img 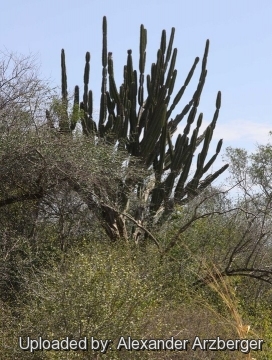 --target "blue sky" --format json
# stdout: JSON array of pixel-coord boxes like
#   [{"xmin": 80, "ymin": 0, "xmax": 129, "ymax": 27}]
[{"xmin": 2, "ymin": 0, "xmax": 272, "ymax": 180}]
